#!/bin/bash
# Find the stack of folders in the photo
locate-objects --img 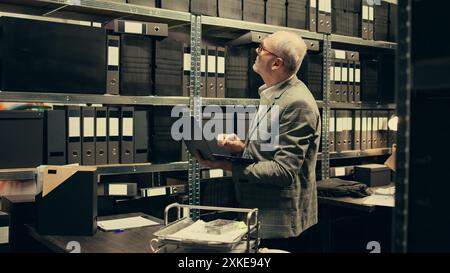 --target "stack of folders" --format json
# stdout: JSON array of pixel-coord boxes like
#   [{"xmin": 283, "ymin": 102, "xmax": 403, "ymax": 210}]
[
  {"xmin": 152, "ymin": 107, "xmax": 186, "ymax": 163},
  {"xmin": 48, "ymin": 106, "xmax": 149, "ymax": 166},
  {"xmin": 225, "ymin": 46, "xmax": 264, "ymax": 98},
  {"xmin": 330, "ymin": 49, "xmax": 361, "ymax": 103},
  {"xmin": 374, "ymin": 1, "xmax": 390, "ymax": 41},
  {"xmin": 329, "ymin": 109, "xmax": 391, "ymax": 153},
  {"xmin": 181, "ymin": 43, "xmax": 226, "ymax": 98},
  {"xmin": 104, "ymin": 19, "xmax": 168, "ymax": 96},
  {"xmin": 331, "ymin": 0, "xmax": 361, "ymax": 37}
]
